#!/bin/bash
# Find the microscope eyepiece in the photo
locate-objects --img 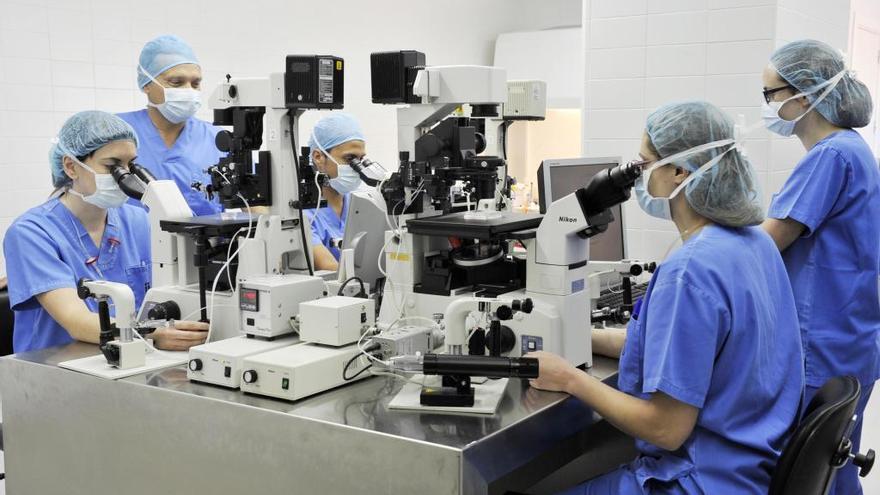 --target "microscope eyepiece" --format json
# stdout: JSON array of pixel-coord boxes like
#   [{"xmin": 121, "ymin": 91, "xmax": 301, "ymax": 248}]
[{"xmin": 577, "ymin": 161, "xmax": 643, "ymax": 217}]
